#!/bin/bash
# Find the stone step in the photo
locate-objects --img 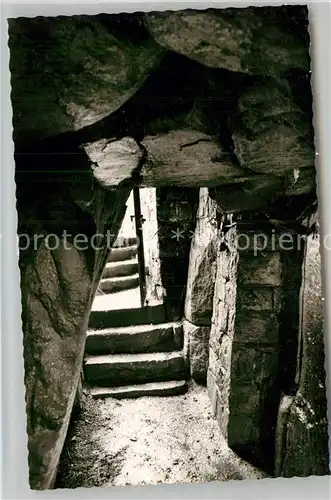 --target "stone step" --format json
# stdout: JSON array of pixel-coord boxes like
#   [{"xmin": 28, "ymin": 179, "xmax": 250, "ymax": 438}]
[
  {"xmin": 113, "ymin": 236, "xmax": 137, "ymax": 248},
  {"xmin": 108, "ymin": 245, "xmax": 137, "ymax": 263},
  {"xmin": 102, "ymin": 259, "xmax": 139, "ymax": 279},
  {"xmin": 86, "ymin": 322, "xmax": 183, "ymax": 355},
  {"xmin": 84, "ymin": 351, "xmax": 186, "ymax": 387},
  {"xmin": 89, "ymin": 304, "xmax": 166, "ymax": 329},
  {"xmin": 99, "ymin": 274, "xmax": 139, "ymax": 294},
  {"xmin": 89, "ymin": 380, "xmax": 188, "ymax": 400}
]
